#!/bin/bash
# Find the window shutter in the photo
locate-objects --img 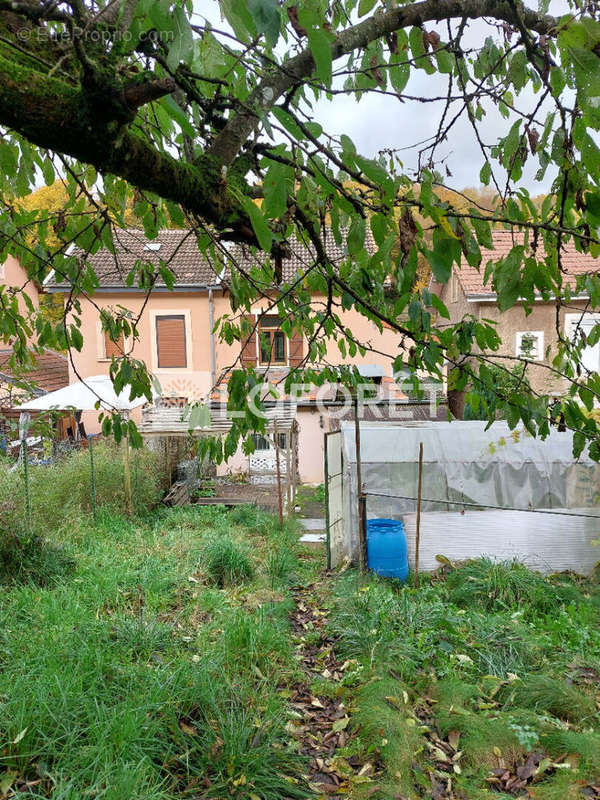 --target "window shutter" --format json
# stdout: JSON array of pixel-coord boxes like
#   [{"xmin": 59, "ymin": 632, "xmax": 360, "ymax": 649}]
[
  {"xmin": 156, "ymin": 315, "xmax": 187, "ymax": 368},
  {"xmin": 241, "ymin": 314, "xmax": 257, "ymax": 368},
  {"xmin": 289, "ymin": 330, "xmax": 304, "ymax": 368},
  {"xmin": 104, "ymin": 330, "xmax": 124, "ymax": 358}
]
